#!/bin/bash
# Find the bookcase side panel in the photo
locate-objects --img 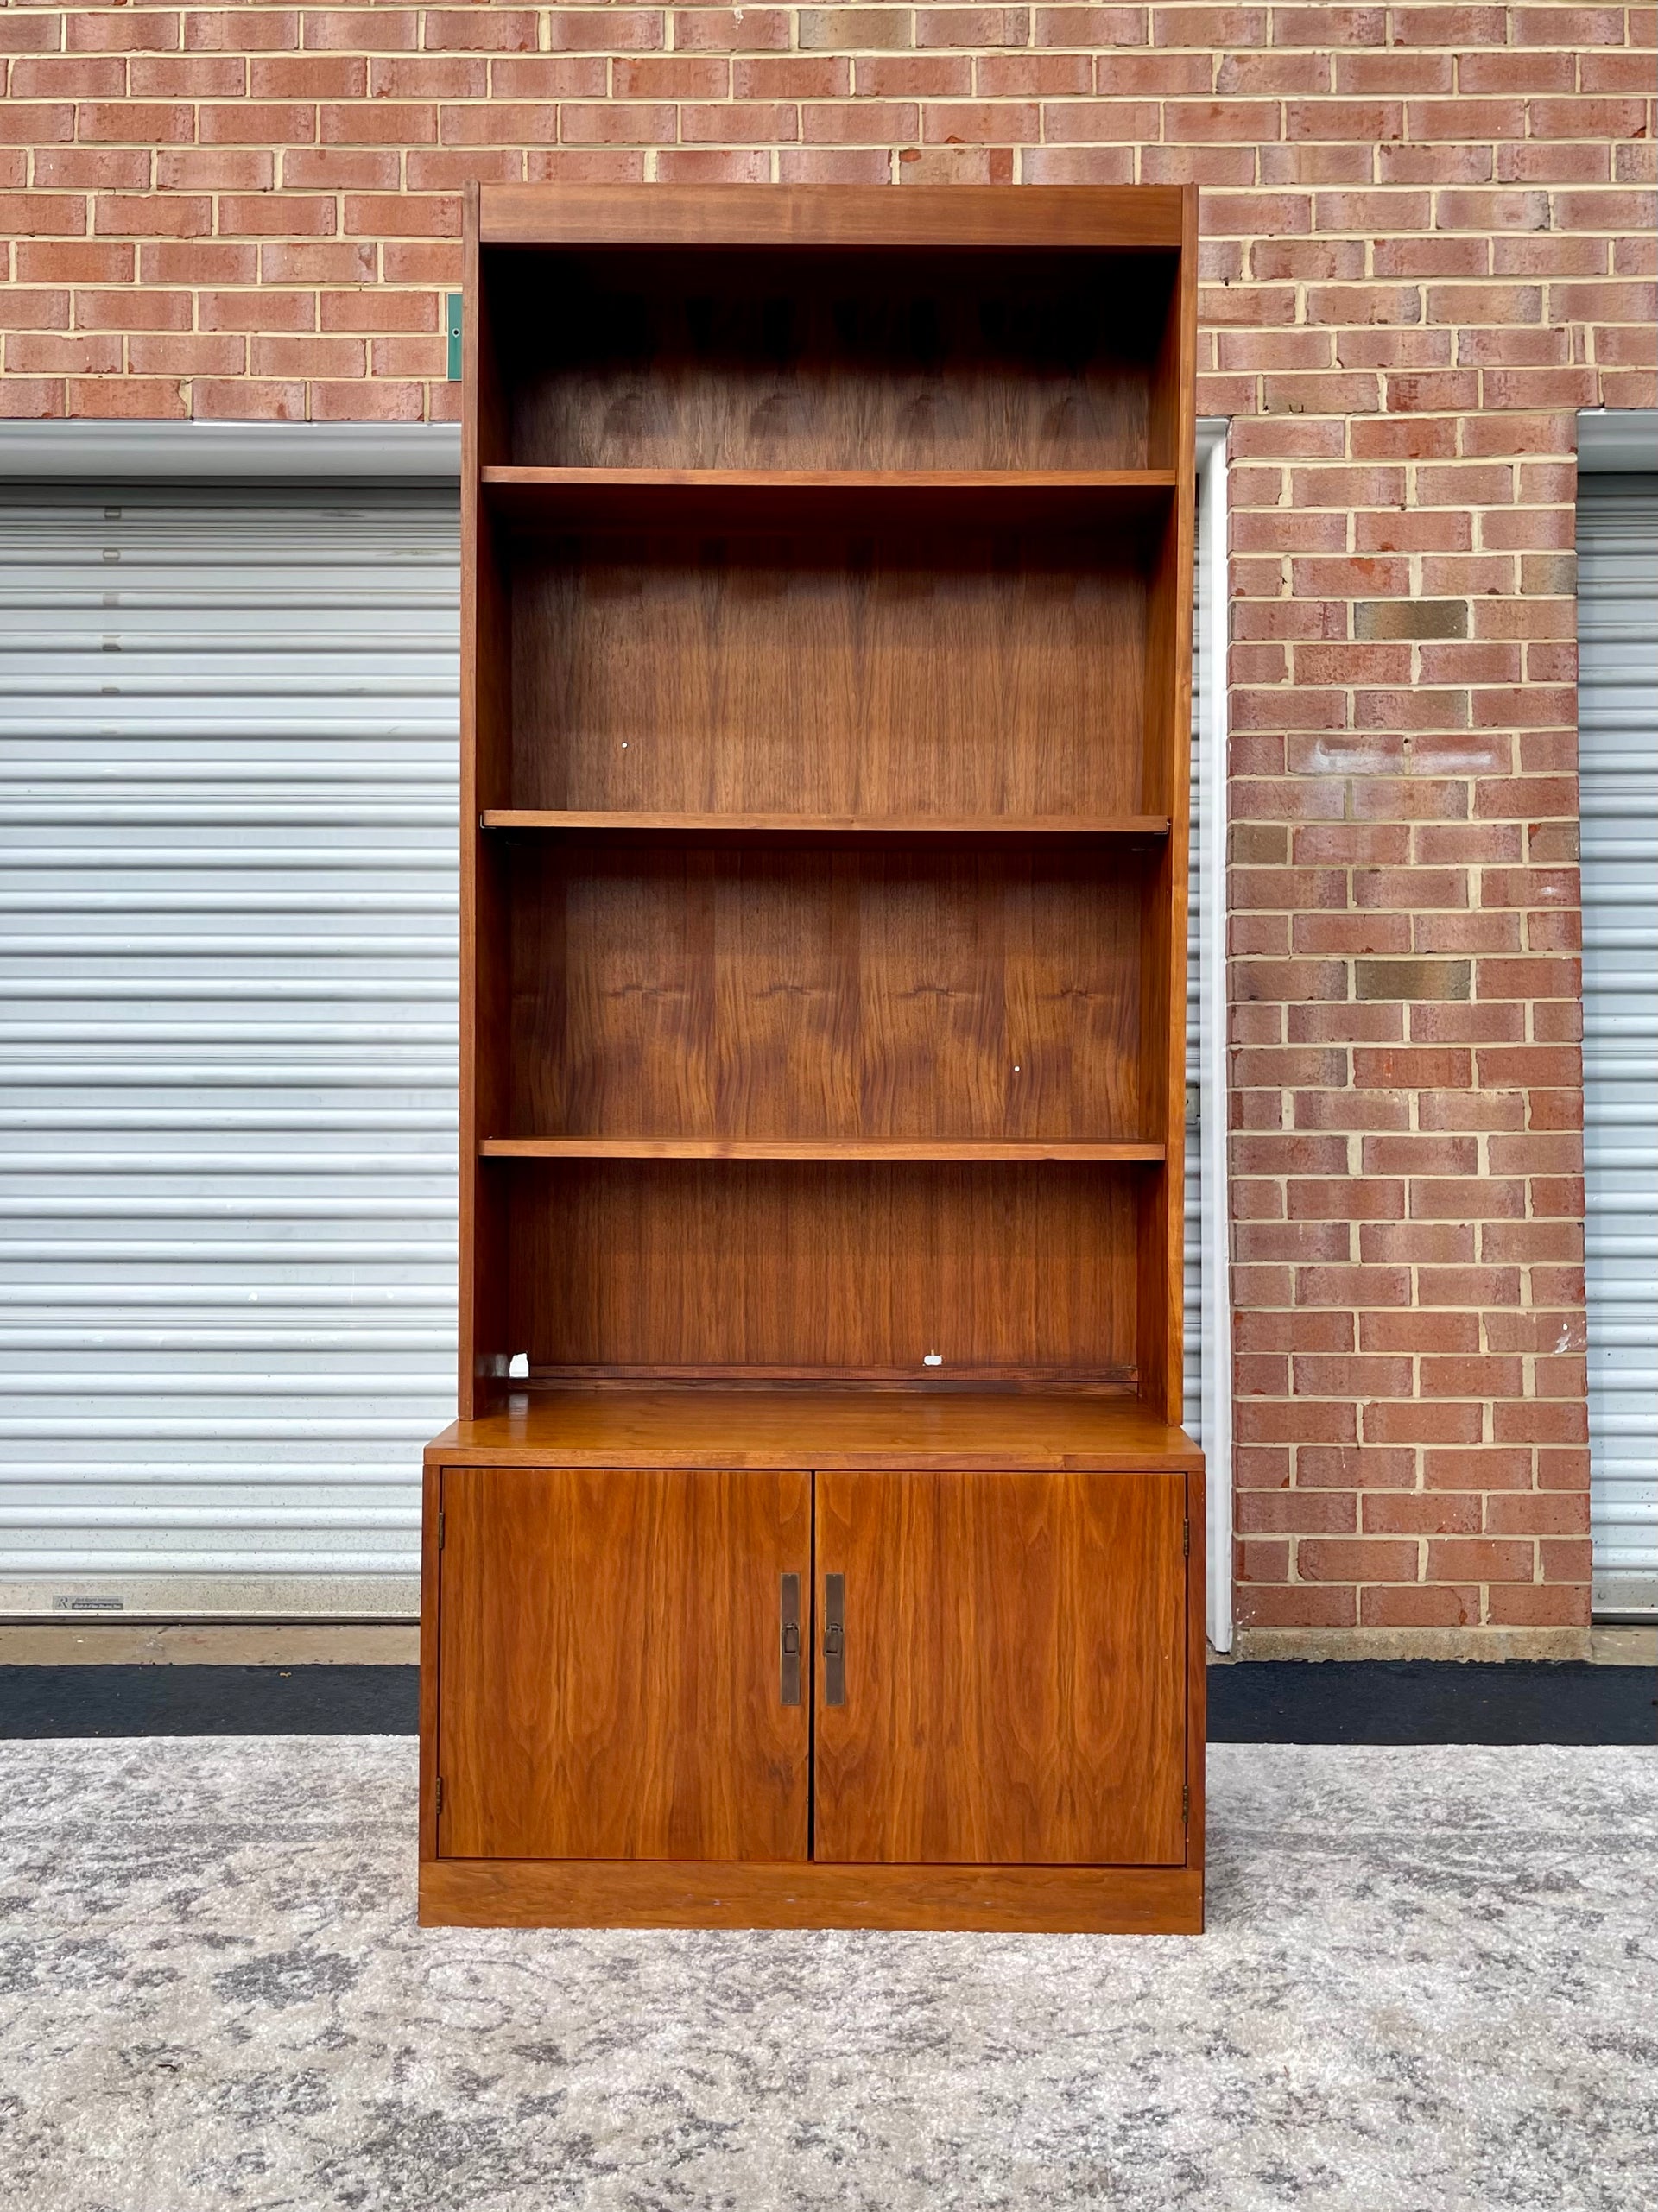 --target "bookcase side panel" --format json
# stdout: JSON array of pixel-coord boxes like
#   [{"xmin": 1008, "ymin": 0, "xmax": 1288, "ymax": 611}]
[
  {"xmin": 460, "ymin": 207, "xmax": 513, "ymax": 1416},
  {"xmin": 1136, "ymin": 206, "xmax": 1199, "ymax": 1425}
]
